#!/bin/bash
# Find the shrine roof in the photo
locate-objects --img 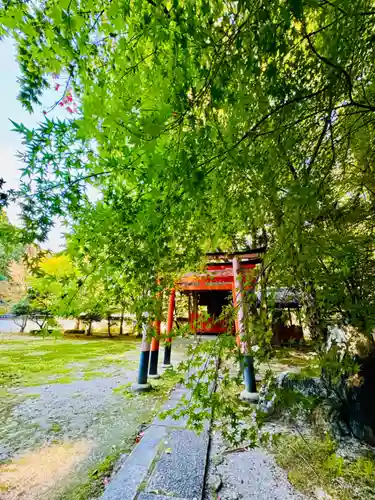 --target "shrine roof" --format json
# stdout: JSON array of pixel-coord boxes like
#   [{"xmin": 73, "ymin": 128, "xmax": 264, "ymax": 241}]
[{"xmin": 177, "ymin": 253, "xmax": 262, "ymax": 292}]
